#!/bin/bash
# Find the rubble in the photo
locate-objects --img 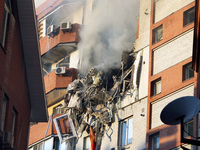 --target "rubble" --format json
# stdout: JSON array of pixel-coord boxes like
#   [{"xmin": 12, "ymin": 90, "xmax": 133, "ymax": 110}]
[{"xmin": 53, "ymin": 50, "xmax": 142, "ymax": 150}]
